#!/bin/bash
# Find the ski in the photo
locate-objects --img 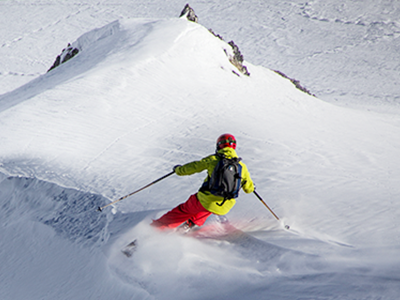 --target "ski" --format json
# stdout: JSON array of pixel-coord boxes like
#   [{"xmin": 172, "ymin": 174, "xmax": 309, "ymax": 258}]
[{"xmin": 121, "ymin": 239, "xmax": 137, "ymax": 257}]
